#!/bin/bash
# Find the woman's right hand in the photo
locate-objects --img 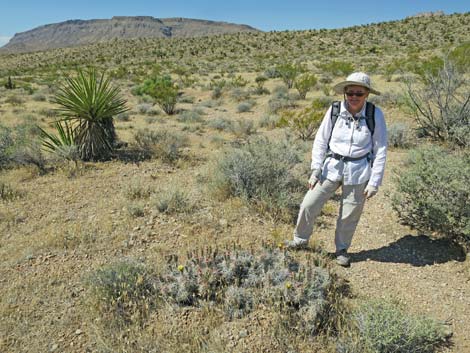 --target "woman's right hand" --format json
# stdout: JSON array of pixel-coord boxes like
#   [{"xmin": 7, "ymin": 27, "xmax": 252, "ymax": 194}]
[{"xmin": 308, "ymin": 169, "xmax": 322, "ymax": 189}]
